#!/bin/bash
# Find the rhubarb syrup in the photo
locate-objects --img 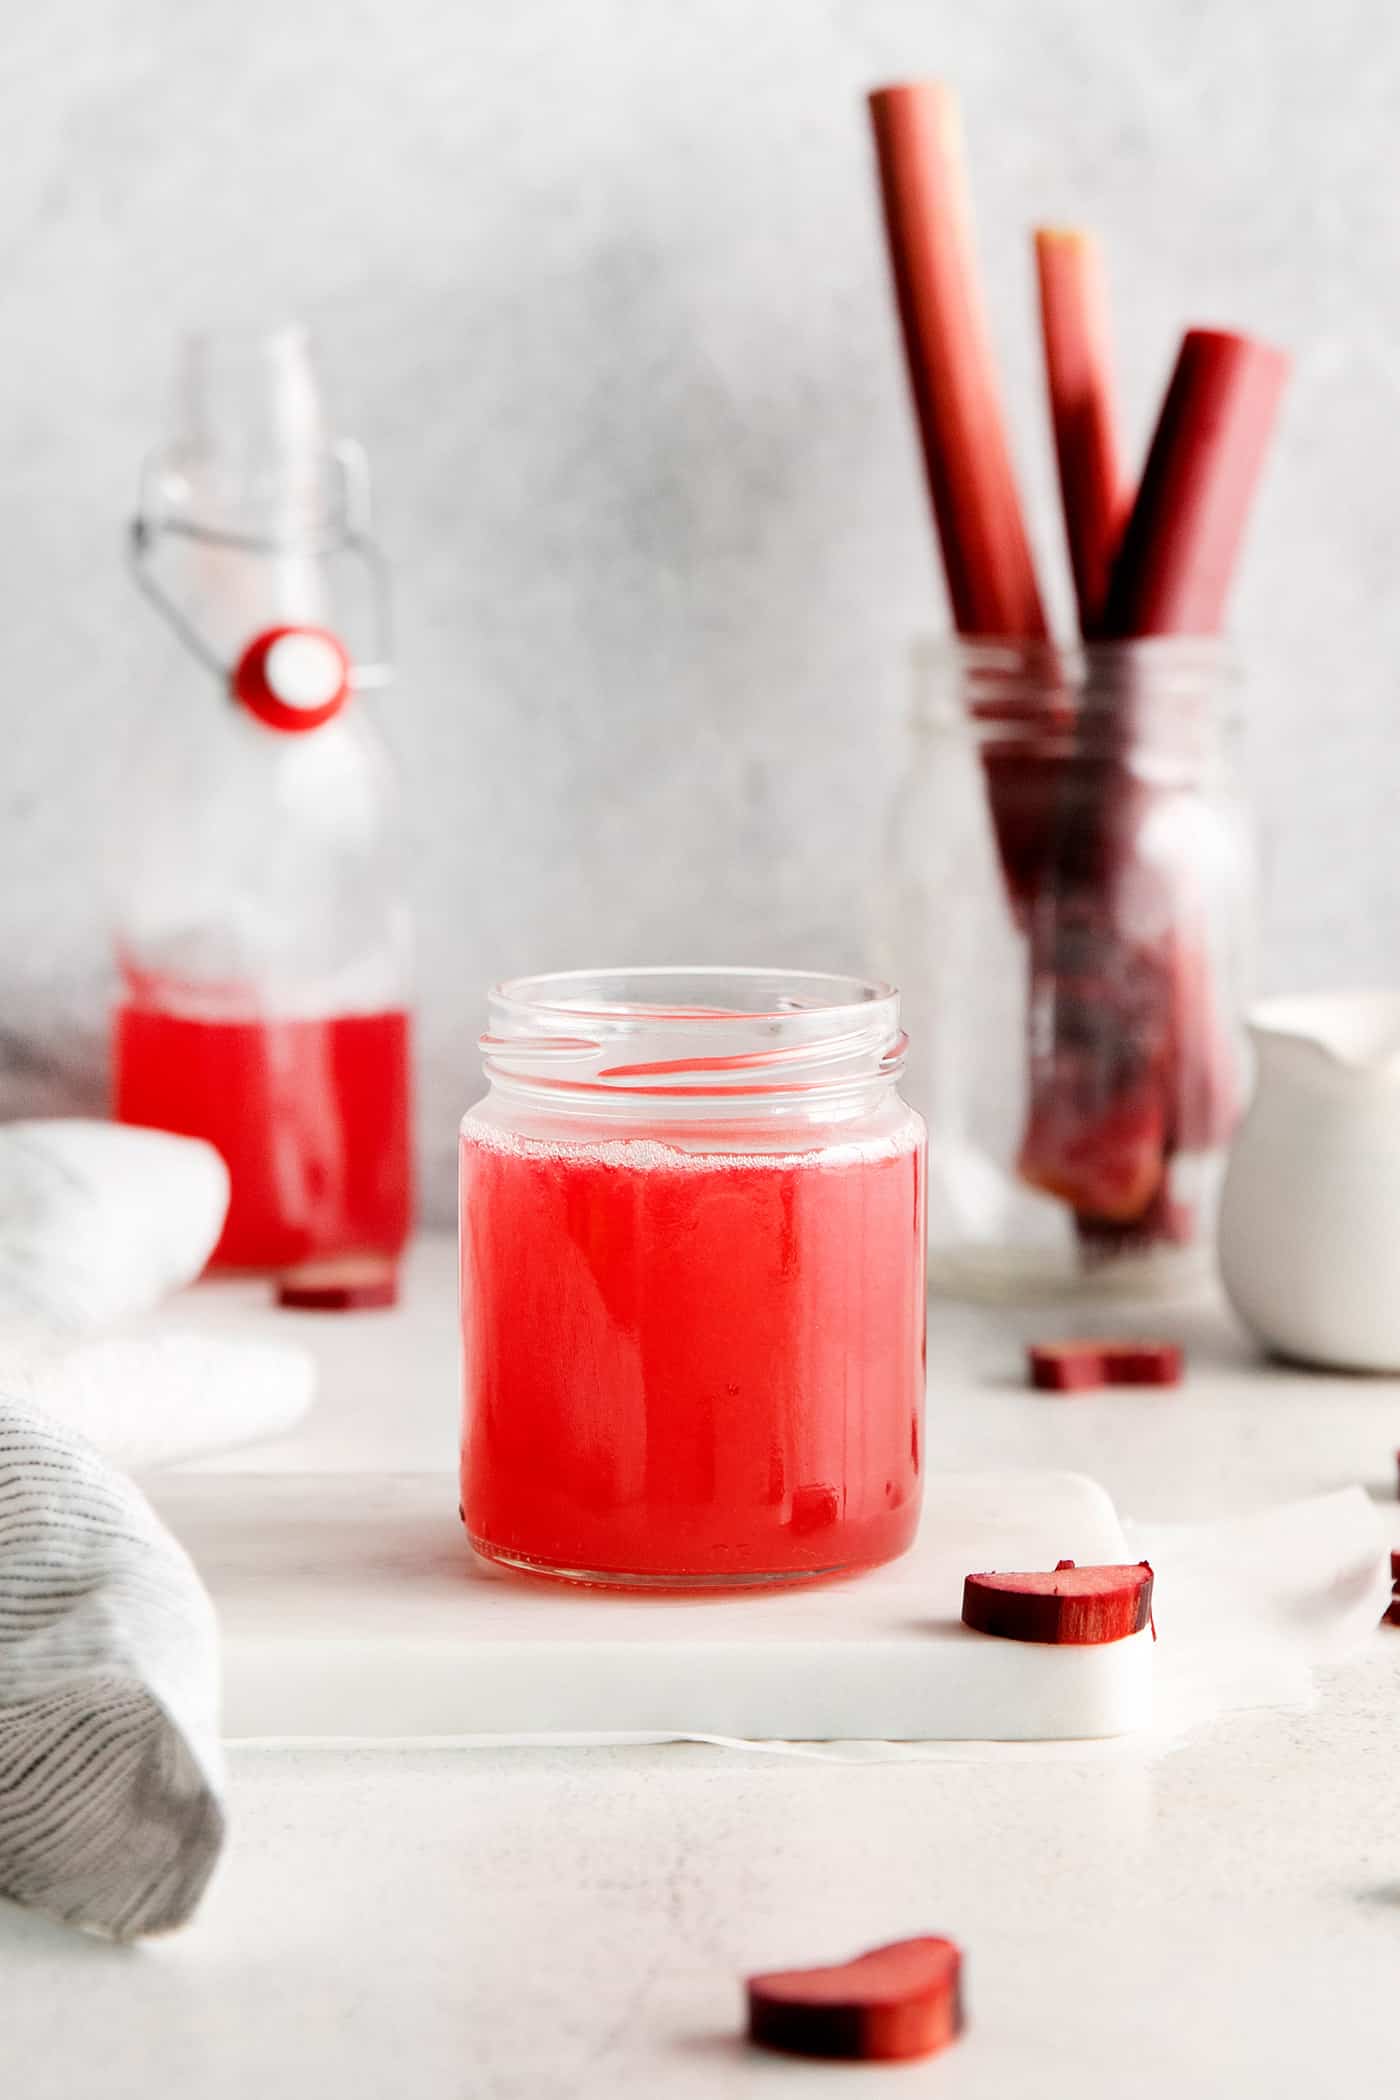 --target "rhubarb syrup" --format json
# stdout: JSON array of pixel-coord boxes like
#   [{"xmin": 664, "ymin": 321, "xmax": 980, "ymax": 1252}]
[
  {"xmin": 115, "ymin": 1004, "xmax": 412, "ymax": 1271},
  {"xmin": 459, "ymin": 1113, "xmax": 926, "ymax": 1587}
]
